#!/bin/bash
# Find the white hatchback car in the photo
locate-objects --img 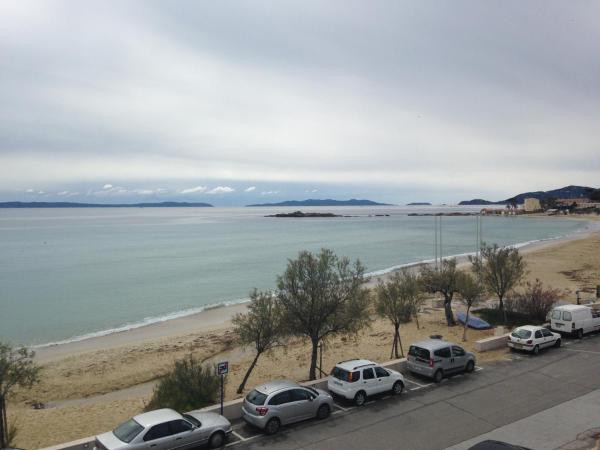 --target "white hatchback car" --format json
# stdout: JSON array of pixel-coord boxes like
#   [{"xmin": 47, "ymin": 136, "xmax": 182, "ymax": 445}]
[
  {"xmin": 507, "ymin": 325, "xmax": 561, "ymax": 354},
  {"xmin": 327, "ymin": 359, "xmax": 405, "ymax": 406}
]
